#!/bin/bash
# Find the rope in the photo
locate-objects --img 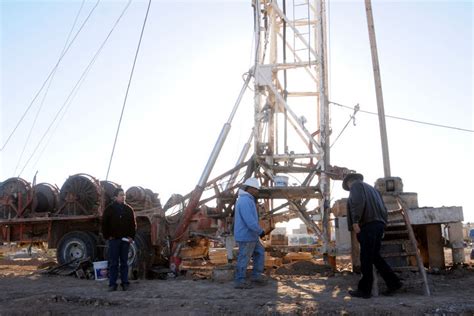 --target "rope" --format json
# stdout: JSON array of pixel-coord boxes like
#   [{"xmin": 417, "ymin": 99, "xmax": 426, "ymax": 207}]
[
  {"xmin": 14, "ymin": 0, "xmax": 86, "ymax": 175},
  {"xmin": 1, "ymin": 0, "xmax": 101, "ymax": 152},
  {"xmin": 330, "ymin": 101, "xmax": 473, "ymax": 133},
  {"xmin": 105, "ymin": 0, "xmax": 152, "ymax": 180},
  {"xmin": 18, "ymin": 1, "xmax": 132, "ymax": 176}
]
